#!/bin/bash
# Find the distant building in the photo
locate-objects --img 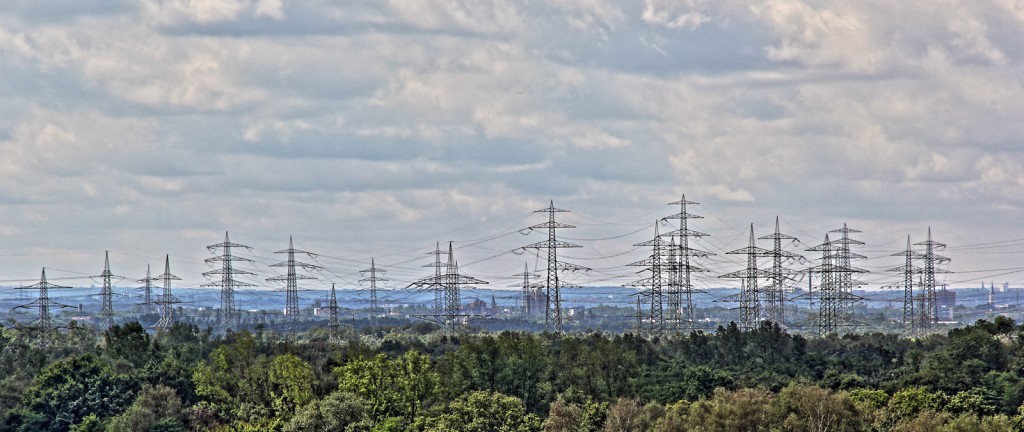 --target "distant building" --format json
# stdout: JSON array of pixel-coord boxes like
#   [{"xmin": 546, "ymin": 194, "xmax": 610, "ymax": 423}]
[
  {"xmin": 465, "ymin": 298, "xmax": 489, "ymax": 315},
  {"xmin": 935, "ymin": 287, "xmax": 956, "ymax": 310}
]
